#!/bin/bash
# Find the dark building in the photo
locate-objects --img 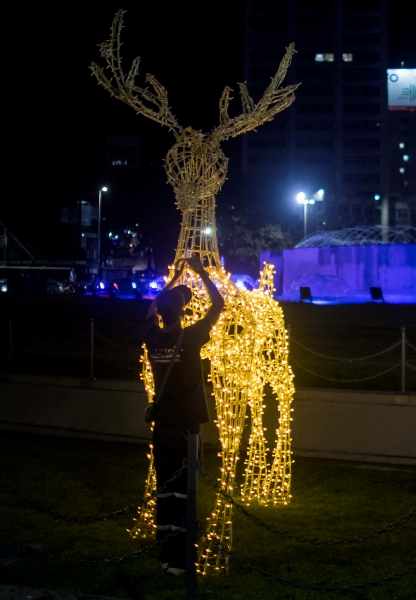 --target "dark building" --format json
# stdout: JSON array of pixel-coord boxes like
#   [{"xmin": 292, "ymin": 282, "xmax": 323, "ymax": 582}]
[
  {"xmin": 106, "ymin": 135, "xmax": 141, "ymax": 172},
  {"xmin": 243, "ymin": 0, "xmax": 389, "ymax": 235}
]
